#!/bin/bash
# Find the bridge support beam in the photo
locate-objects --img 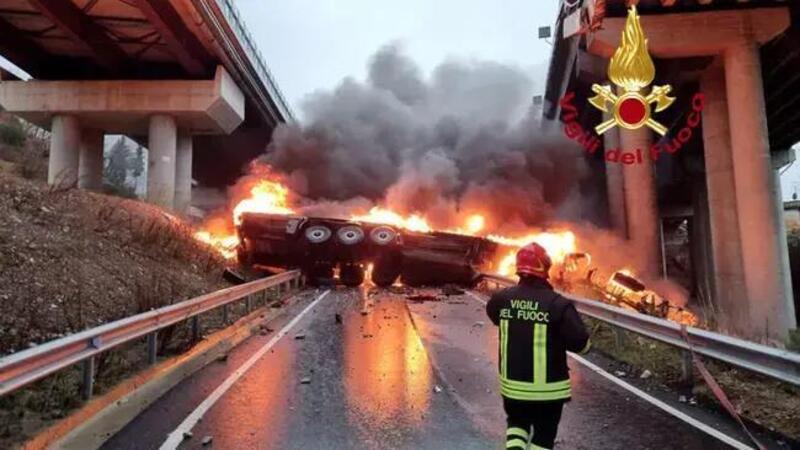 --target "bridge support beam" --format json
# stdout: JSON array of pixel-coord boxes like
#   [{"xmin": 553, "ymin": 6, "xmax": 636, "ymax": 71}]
[
  {"xmin": 620, "ymin": 127, "xmax": 660, "ymax": 277},
  {"xmin": 147, "ymin": 115, "xmax": 177, "ymax": 209},
  {"xmin": 725, "ymin": 42, "xmax": 795, "ymax": 341},
  {"xmin": 175, "ymin": 133, "xmax": 193, "ymax": 214},
  {"xmin": 78, "ymin": 128, "xmax": 104, "ymax": 191},
  {"xmin": 701, "ymin": 63, "xmax": 749, "ymax": 336},
  {"xmin": 48, "ymin": 115, "xmax": 81, "ymax": 187},
  {"xmin": 0, "ymin": 66, "xmax": 245, "ymax": 210}
]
